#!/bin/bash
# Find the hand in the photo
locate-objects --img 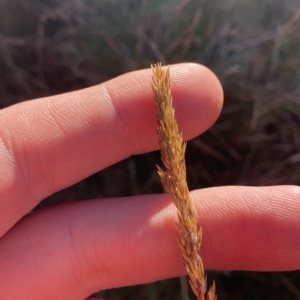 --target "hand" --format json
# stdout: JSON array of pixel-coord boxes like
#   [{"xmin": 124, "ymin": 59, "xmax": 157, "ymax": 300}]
[{"xmin": 0, "ymin": 63, "xmax": 299, "ymax": 300}]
